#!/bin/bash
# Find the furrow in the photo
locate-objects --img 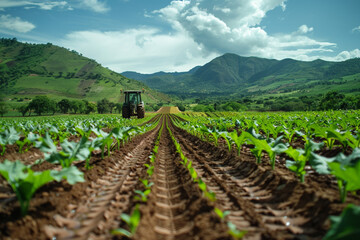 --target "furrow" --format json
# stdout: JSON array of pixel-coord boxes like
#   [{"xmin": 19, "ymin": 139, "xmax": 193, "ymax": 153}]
[
  {"xmin": 147, "ymin": 127, "xmax": 193, "ymax": 240},
  {"xmin": 171, "ymin": 123, "xmax": 324, "ymax": 239},
  {"xmin": 44, "ymin": 128, "xmax": 159, "ymax": 240}
]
